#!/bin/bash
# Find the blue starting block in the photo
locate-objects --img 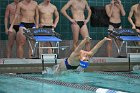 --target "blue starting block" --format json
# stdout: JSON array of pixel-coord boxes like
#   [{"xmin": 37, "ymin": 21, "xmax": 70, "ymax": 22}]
[
  {"xmin": 33, "ymin": 36, "xmax": 62, "ymax": 42},
  {"xmin": 23, "ymin": 28, "xmax": 62, "ymax": 58},
  {"xmin": 109, "ymin": 28, "xmax": 140, "ymax": 56}
]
